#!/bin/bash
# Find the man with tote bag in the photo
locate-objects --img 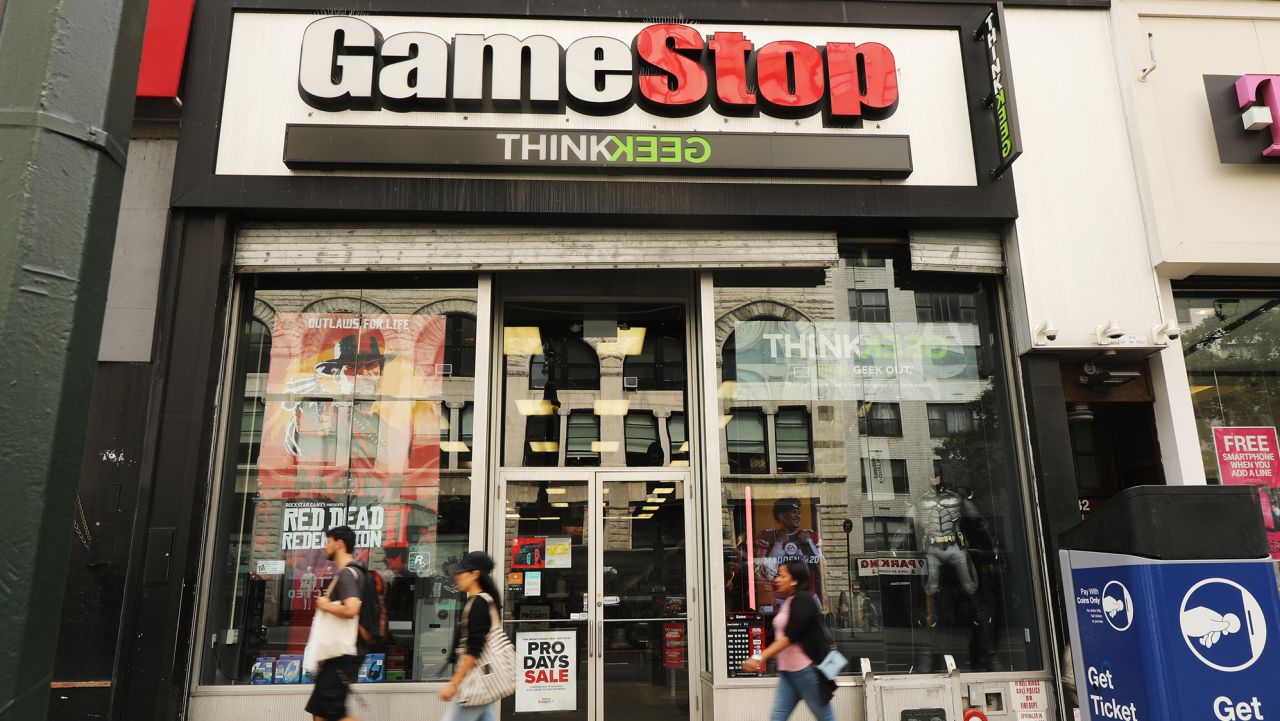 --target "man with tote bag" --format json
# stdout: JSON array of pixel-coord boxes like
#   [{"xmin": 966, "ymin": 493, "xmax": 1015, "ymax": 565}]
[{"xmin": 303, "ymin": 526, "xmax": 364, "ymax": 721}]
